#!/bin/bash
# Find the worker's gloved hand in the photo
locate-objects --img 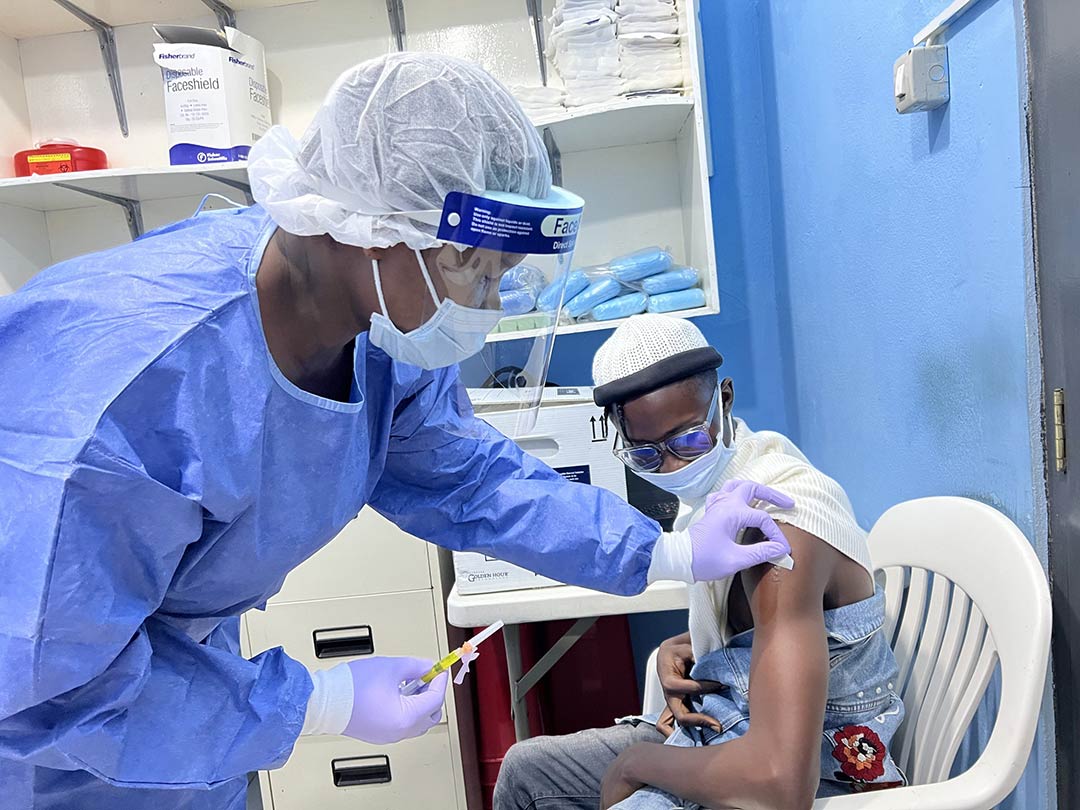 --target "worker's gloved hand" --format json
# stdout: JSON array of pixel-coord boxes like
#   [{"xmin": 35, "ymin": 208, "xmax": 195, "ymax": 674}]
[
  {"xmin": 302, "ymin": 656, "xmax": 448, "ymax": 744},
  {"xmin": 648, "ymin": 479, "xmax": 794, "ymax": 584},
  {"xmin": 689, "ymin": 480, "xmax": 794, "ymax": 581}
]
